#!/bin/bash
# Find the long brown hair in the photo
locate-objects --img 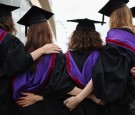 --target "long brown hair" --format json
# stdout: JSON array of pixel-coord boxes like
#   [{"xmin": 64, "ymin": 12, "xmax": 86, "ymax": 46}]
[
  {"xmin": 68, "ymin": 30, "xmax": 102, "ymax": 51},
  {"xmin": 0, "ymin": 15, "xmax": 17, "ymax": 35},
  {"xmin": 110, "ymin": 5, "xmax": 135, "ymax": 33},
  {"xmin": 25, "ymin": 21, "xmax": 53, "ymax": 53},
  {"xmin": 25, "ymin": 21, "xmax": 53, "ymax": 73}
]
